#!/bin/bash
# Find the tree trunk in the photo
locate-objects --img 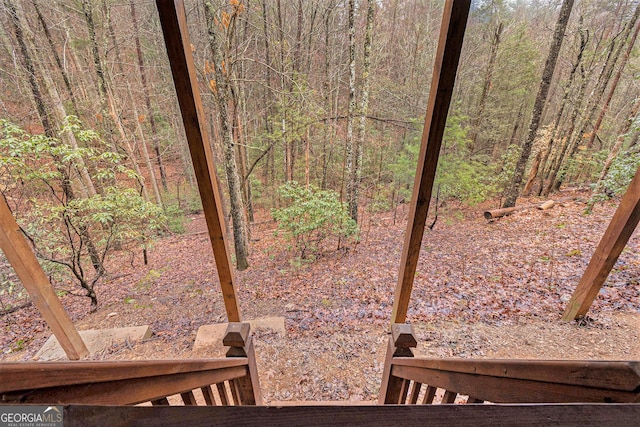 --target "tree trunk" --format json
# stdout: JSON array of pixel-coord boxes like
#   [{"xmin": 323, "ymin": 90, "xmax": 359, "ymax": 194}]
[
  {"xmin": 585, "ymin": 4, "xmax": 640, "ymax": 151},
  {"xmin": 204, "ymin": 1, "xmax": 249, "ymax": 271},
  {"xmin": 352, "ymin": 0, "xmax": 375, "ymax": 224},
  {"xmin": 81, "ymin": 0, "xmax": 108, "ymax": 121},
  {"xmin": 531, "ymin": 24, "xmax": 588, "ymax": 195},
  {"xmin": 31, "ymin": 0, "xmax": 78, "ymax": 115},
  {"xmin": 470, "ymin": 20, "xmax": 503, "ymax": 152},
  {"xmin": 5, "ymin": 0, "xmax": 104, "ymax": 276},
  {"xmin": 542, "ymin": 68, "xmax": 589, "ymax": 196},
  {"xmin": 345, "ymin": 0, "xmax": 357, "ymax": 220},
  {"xmin": 502, "ymin": 0, "xmax": 574, "ymax": 208},
  {"xmin": 590, "ymin": 96, "xmax": 640, "ymax": 204},
  {"xmin": 131, "ymin": 0, "xmax": 168, "ymax": 191},
  {"xmin": 261, "ymin": 0, "xmax": 274, "ymax": 187}
]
